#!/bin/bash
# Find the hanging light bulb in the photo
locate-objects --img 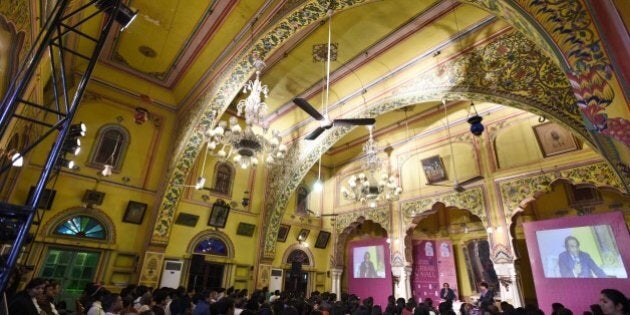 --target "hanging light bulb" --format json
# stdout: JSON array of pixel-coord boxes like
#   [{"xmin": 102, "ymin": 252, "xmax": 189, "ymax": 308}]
[
  {"xmin": 313, "ymin": 179, "xmax": 323, "ymax": 192},
  {"xmin": 101, "ymin": 164, "xmax": 113, "ymax": 176}
]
